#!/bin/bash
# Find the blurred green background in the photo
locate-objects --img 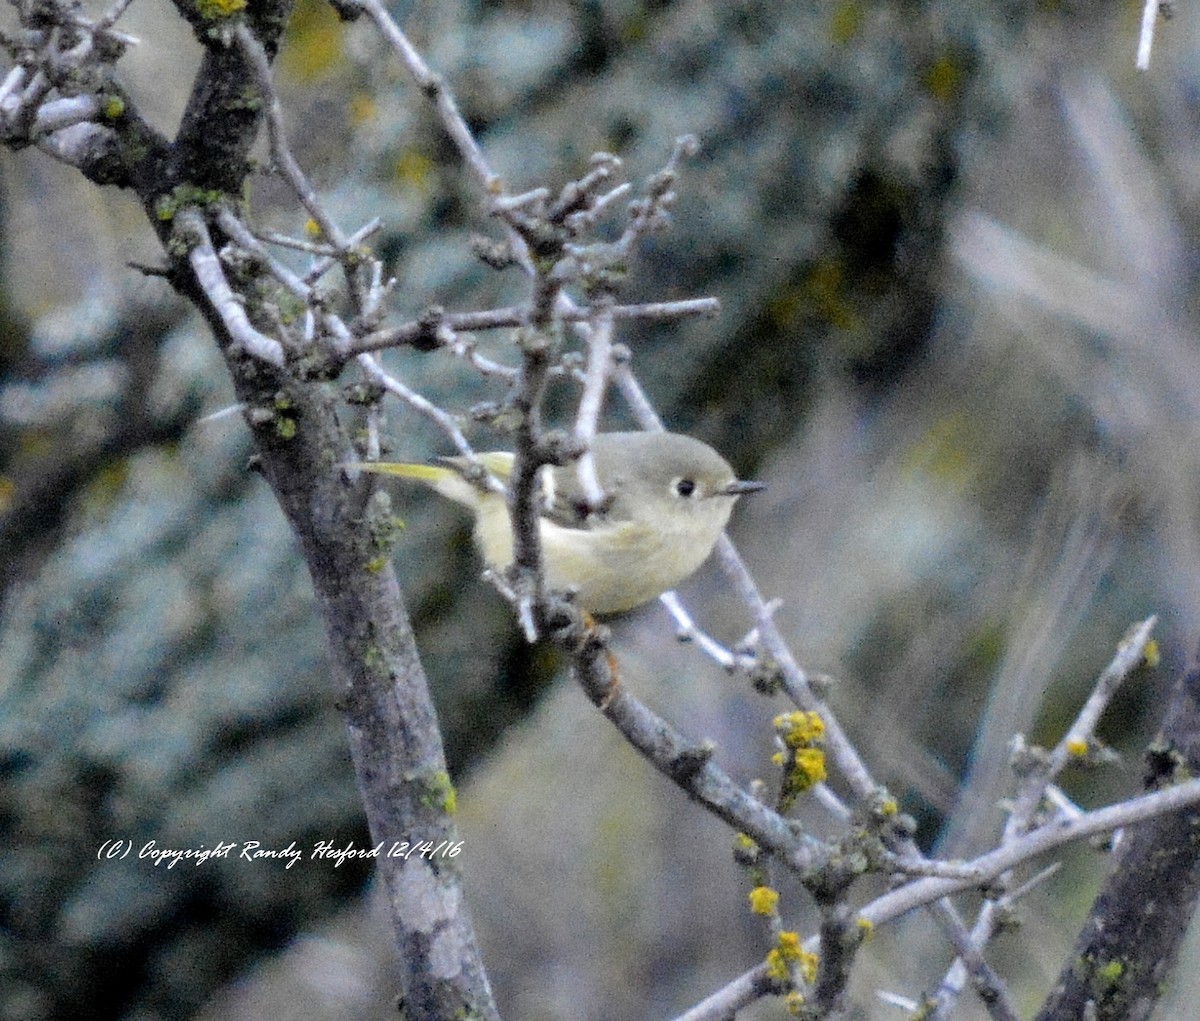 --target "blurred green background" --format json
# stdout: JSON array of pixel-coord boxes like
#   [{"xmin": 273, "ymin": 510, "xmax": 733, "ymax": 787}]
[{"xmin": 3, "ymin": 0, "xmax": 1200, "ymax": 1018}]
